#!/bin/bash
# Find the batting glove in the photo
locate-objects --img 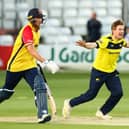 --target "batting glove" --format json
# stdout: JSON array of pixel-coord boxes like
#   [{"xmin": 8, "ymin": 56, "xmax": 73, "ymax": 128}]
[{"xmin": 37, "ymin": 60, "xmax": 59, "ymax": 74}]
